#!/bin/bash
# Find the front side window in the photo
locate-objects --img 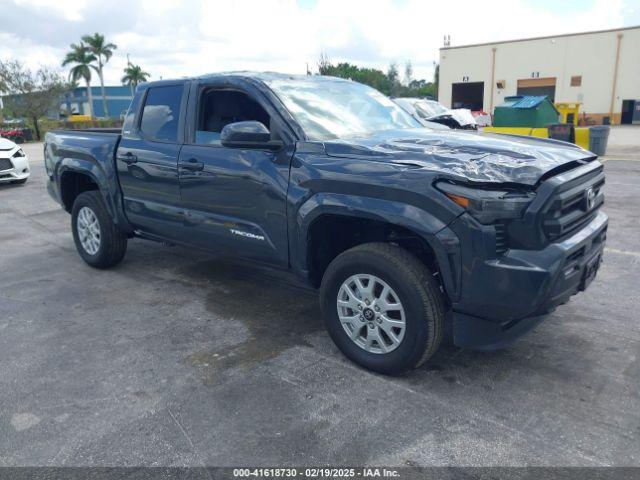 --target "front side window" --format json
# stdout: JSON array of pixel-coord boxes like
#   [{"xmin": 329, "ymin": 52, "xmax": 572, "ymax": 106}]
[
  {"xmin": 195, "ymin": 88, "xmax": 271, "ymax": 145},
  {"xmin": 266, "ymin": 78, "xmax": 420, "ymax": 140},
  {"xmin": 140, "ymin": 85, "xmax": 183, "ymax": 142}
]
